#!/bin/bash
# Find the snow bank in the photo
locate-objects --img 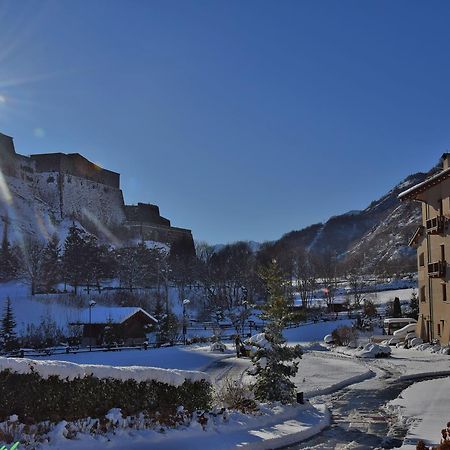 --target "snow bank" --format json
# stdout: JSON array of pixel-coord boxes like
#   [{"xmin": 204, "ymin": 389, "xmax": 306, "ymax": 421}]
[
  {"xmin": 0, "ymin": 356, "xmax": 210, "ymax": 386},
  {"xmin": 387, "ymin": 376, "xmax": 450, "ymax": 448},
  {"xmin": 355, "ymin": 343, "xmax": 391, "ymax": 358}
]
